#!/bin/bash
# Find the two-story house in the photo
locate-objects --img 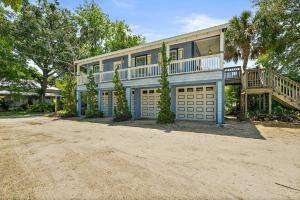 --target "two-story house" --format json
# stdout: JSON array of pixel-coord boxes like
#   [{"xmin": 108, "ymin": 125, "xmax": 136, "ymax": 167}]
[{"xmin": 75, "ymin": 23, "xmax": 228, "ymax": 124}]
